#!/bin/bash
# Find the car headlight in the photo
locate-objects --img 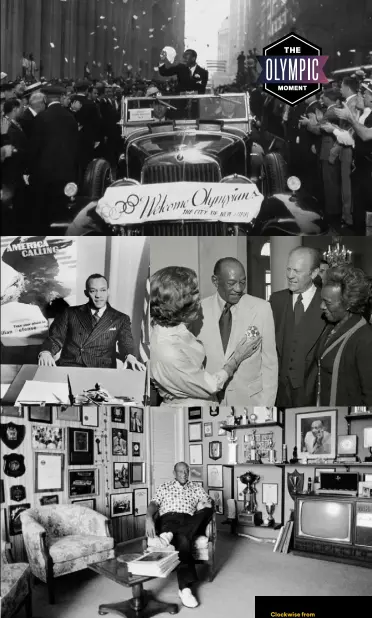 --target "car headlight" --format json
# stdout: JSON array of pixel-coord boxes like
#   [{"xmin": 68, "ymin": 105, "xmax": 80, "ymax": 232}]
[
  {"xmin": 287, "ymin": 176, "xmax": 301, "ymax": 192},
  {"xmin": 64, "ymin": 182, "xmax": 78, "ymax": 198}
]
